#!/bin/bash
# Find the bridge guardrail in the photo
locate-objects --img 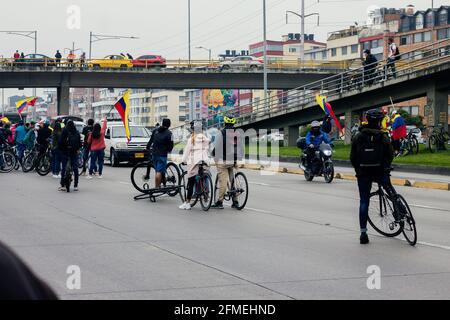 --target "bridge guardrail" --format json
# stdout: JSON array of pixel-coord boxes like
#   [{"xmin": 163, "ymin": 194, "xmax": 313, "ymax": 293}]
[{"xmin": 204, "ymin": 39, "xmax": 450, "ymax": 125}]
